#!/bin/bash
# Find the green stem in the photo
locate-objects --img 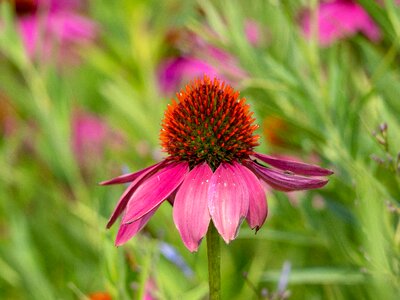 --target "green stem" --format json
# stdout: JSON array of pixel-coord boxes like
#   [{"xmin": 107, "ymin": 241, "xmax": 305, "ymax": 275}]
[{"xmin": 207, "ymin": 222, "xmax": 221, "ymax": 300}]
